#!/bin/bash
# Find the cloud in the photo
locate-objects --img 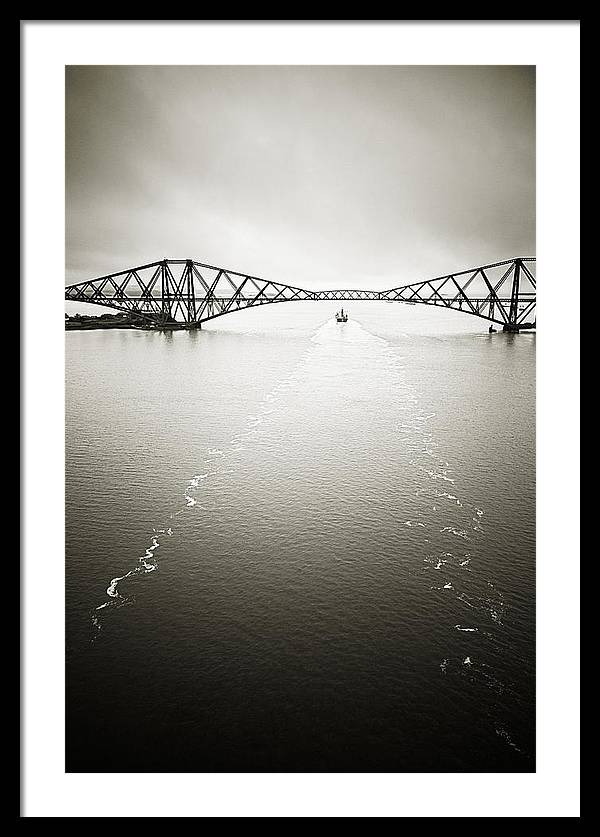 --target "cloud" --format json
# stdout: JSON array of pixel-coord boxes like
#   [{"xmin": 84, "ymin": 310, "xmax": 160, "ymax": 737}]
[{"xmin": 66, "ymin": 66, "xmax": 535, "ymax": 289}]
